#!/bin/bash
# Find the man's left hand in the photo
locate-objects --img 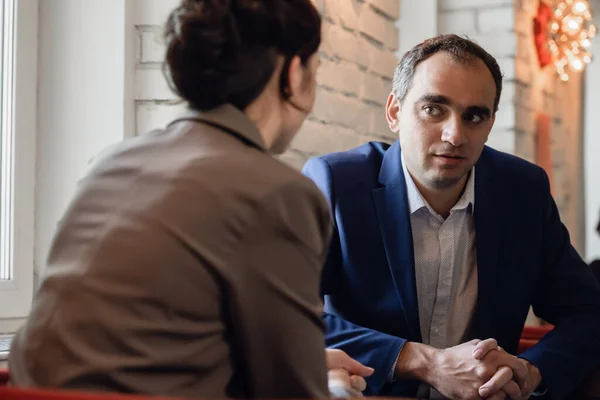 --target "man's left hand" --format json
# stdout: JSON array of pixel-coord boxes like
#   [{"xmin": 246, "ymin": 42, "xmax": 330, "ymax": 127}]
[
  {"xmin": 511, "ymin": 358, "xmax": 542, "ymax": 399},
  {"xmin": 473, "ymin": 341, "xmax": 542, "ymax": 399}
]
